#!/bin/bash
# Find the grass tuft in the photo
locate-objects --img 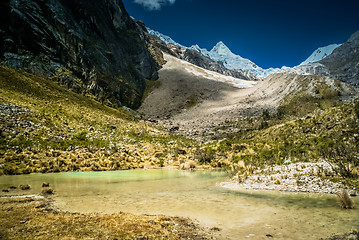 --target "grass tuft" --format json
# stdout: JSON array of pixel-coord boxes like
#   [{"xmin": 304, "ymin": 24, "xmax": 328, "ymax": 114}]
[{"xmin": 336, "ymin": 189, "xmax": 355, "ymax": 209}]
